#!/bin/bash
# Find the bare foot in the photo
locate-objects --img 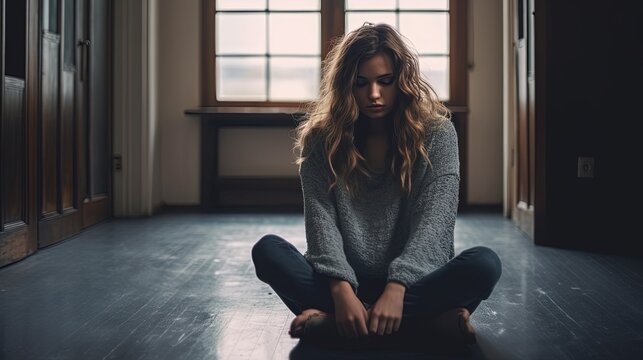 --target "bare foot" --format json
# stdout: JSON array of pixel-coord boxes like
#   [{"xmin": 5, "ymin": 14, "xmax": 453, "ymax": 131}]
[
  {"xmin": 289, "ymin": 309, "xmax": 327, "ymax": 338},
  {"xmin": 457, "ymin": 308, "xmax": 477, "ymax": 344},
  {"xmin": 432, "ymin": 307, "xmax": 477, "ymax": 344}
]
